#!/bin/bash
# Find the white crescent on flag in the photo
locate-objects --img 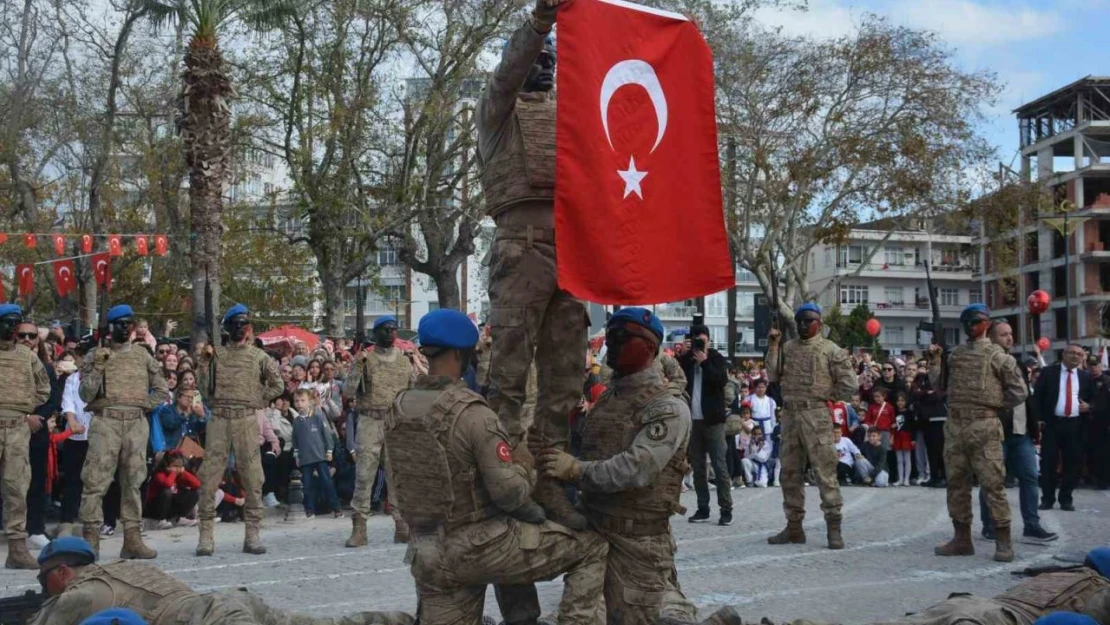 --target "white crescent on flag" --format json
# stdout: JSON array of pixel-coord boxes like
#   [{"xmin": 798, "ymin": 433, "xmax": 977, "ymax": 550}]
[
  {"xmin": 599, "ymin": 59, "xmax": 668, "ymax": 153},
  {"xmin": 20, "ymin": 267, "xmax": 31, "ymax": 279}
]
